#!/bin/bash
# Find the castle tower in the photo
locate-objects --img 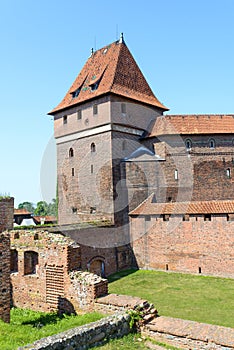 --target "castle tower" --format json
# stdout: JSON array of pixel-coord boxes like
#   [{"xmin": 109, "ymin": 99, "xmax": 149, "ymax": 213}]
[{"xmin": 49, "ymin": 34, "xmax": 168, "ymax": 225}]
